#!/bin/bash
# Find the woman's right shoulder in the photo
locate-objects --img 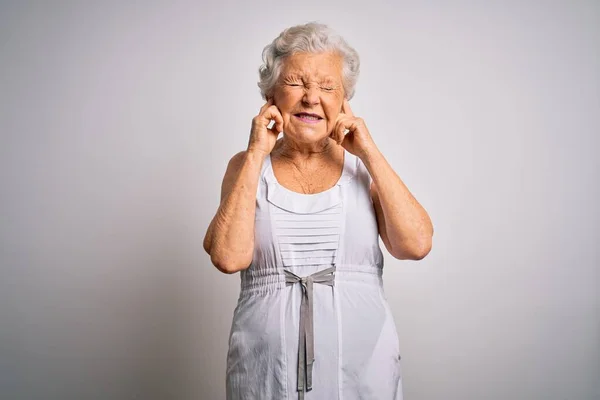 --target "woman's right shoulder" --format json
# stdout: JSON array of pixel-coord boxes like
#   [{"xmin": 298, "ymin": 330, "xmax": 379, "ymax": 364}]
[
  {"xmin": 222, "ymin": 151, "xmax": 249, "ymax": 185},
  {"xmin": 226, "ymin": 150, "xmax": 270, "ymax": 172},
  {"xmin": 218, "ymin": 151, "xmax": 246, "ymax": 201},
  {"xmin": 227, "ymin": 150, "xmax": 248, "ymax": 171},
  {"xmin": 219, "ymin": 150, "xmax": 267, "ymax": 201}
]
